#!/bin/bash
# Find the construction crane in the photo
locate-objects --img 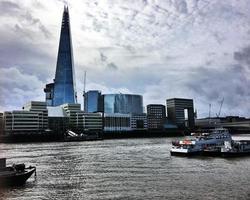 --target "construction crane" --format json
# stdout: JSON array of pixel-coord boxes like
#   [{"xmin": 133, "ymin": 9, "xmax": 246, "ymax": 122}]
[
  {"xmin": 83, "ymin": 71, "xmax": 86, "ymax": 111},
  {"xmin": 216, "ymin": 98, "xmax": 224, "ymax": 117}
]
